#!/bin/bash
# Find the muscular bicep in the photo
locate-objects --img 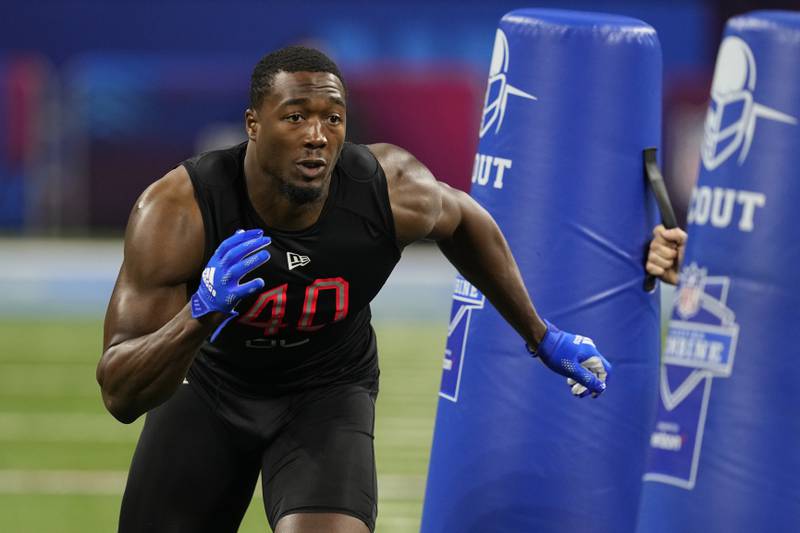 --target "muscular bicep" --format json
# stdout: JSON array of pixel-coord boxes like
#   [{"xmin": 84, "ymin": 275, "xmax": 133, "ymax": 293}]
[
  {"xmin": 103, "ymin": 271, "xmax": 189, "ymax": 350},
  {"xmin": 426, "ymin": 182, "xmax": 472, "ymax": 242},
  {"xmin": 103, "ymin": 167, "xmax": 205, "ymax": 350}
]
